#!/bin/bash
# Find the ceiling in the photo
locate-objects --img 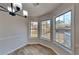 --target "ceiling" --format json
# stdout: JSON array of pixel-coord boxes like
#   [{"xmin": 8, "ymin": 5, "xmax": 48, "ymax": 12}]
[
  {"xmin": 0, "ymin": 3, "xmax": 60, "ymax": 17},
  {"xmin": 23, "ymin": 3, "xmax": 60, "ymax": 17}
]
